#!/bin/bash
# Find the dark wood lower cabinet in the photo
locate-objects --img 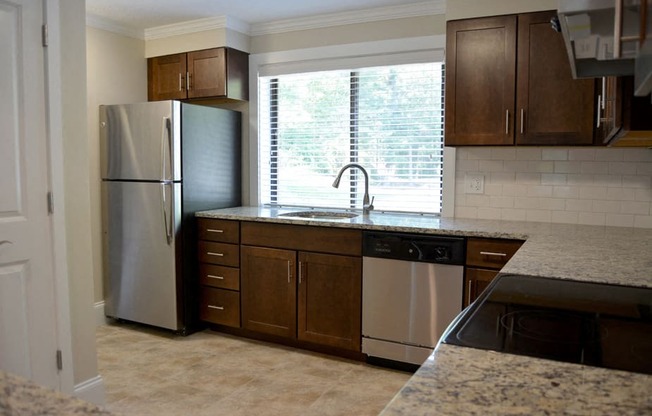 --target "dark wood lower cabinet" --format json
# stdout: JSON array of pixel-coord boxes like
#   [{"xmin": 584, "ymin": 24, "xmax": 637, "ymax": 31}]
[
  {"xmin": 464, "ymin": 268, "xmax": 498, "ymax": 307},
  {"xmin": 240, "ymin": 246, "xmax": 296, "ymax": 338},
  {"xmin": 297, "ymin": 252, "xmax": 361, "ymax": 351}
]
